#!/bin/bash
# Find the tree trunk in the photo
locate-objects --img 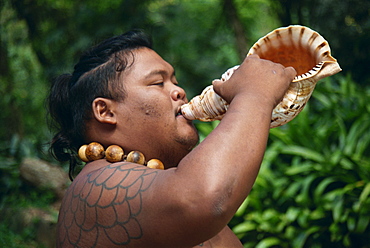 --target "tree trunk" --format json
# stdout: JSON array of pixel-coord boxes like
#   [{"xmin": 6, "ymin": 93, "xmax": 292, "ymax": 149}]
[{"xmin": 222, "ymin": 0, "xmax": 248, "ymax": 62}]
